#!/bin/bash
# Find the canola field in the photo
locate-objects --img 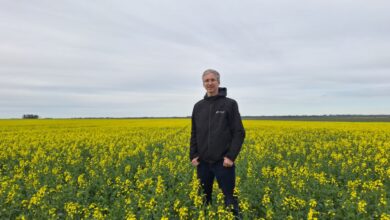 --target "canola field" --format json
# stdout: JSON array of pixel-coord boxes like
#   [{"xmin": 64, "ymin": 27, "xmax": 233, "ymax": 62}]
[{"xmin": 0, "ymin": 119, "xmax": 389, "ymax": 219}]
